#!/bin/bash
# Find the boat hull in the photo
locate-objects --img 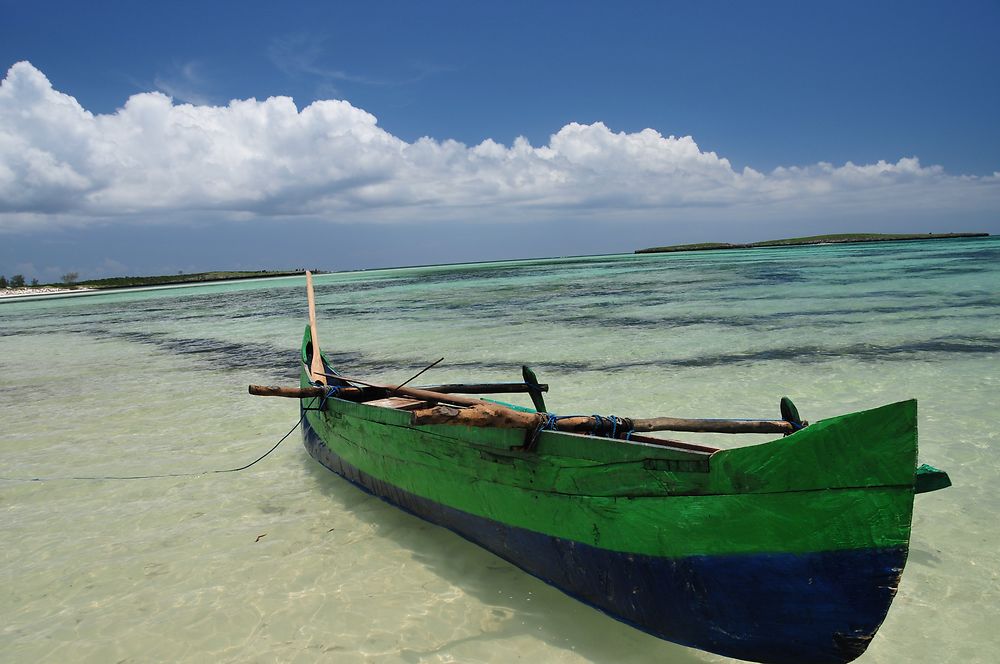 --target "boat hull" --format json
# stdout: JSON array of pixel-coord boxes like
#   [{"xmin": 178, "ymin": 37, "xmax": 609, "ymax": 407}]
[{"xmin": 303, "ymin": 413, "xmax": 909, "ymax": 664}]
